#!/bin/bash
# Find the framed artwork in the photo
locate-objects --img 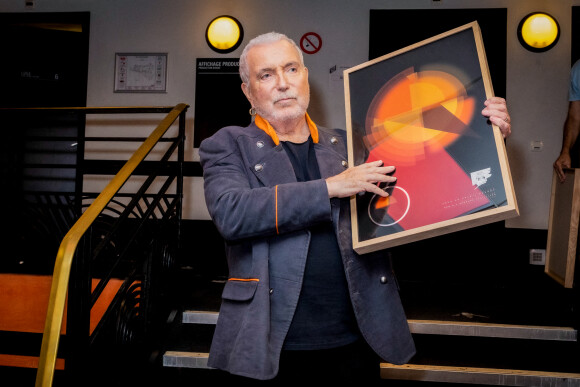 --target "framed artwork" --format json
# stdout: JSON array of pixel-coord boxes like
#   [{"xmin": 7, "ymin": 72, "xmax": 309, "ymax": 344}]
[
  {"xmin": 545, "ymin": 169, "xmax": 580, "ymax": 288},
  {"xmin": 344, "ymin": 22, "xmax": 518, "ymax": 254},
  {"xmin": 114, "ymin": 53, "xmax": 167, "ymax": 92}
]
